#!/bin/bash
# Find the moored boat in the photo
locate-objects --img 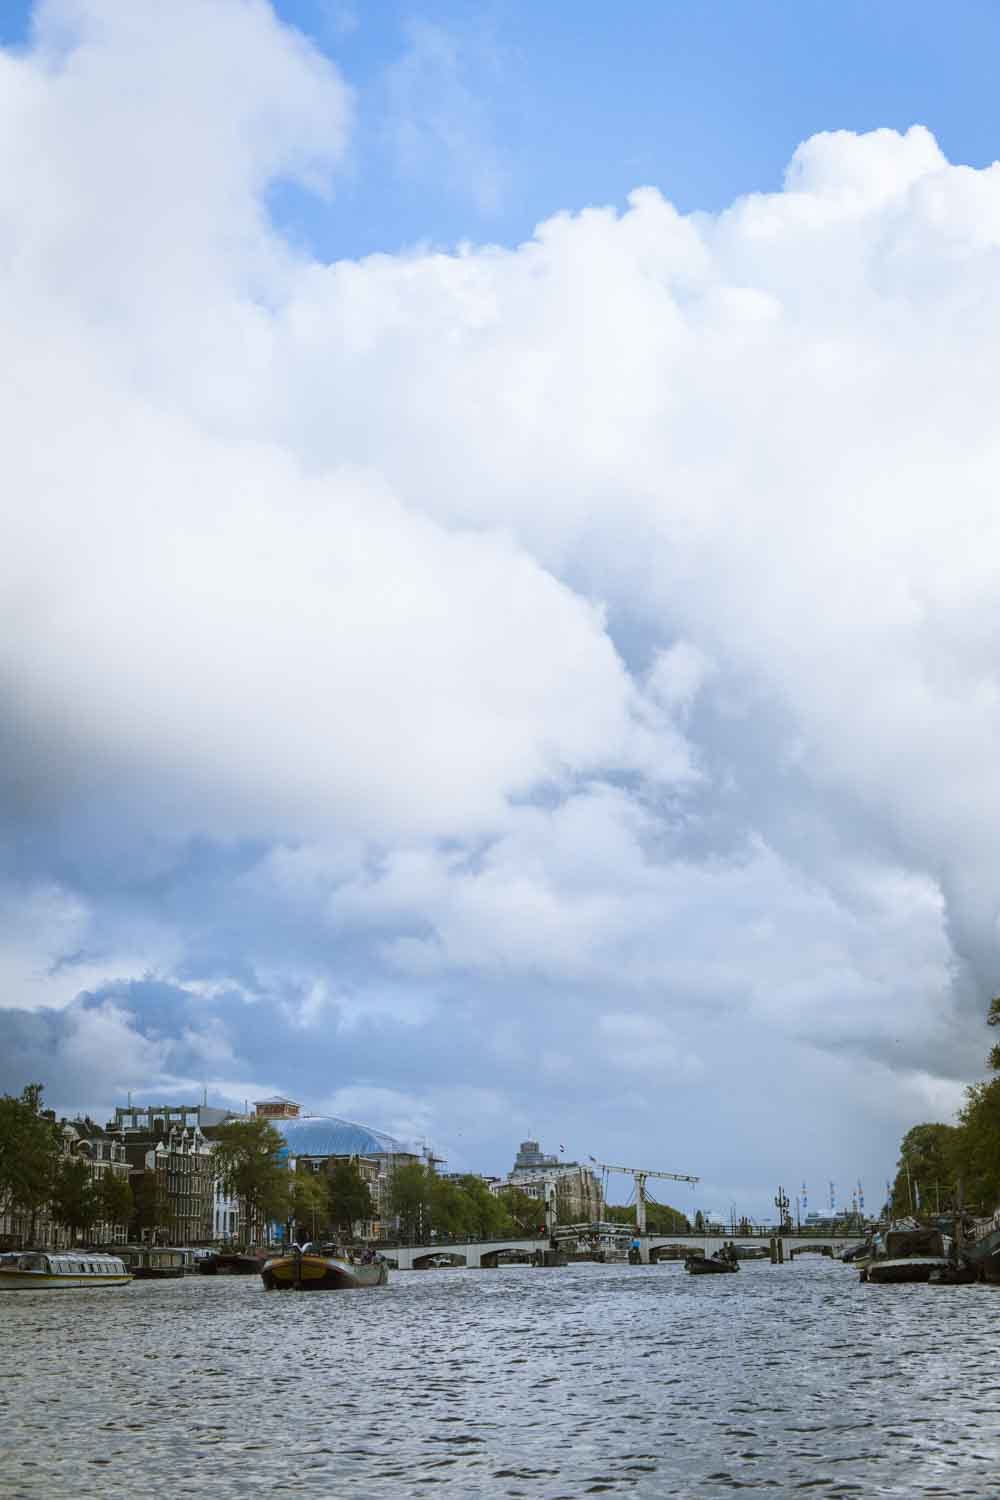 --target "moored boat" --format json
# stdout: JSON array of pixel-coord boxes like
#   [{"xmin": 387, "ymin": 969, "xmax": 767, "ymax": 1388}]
[
  {"xmin": 261, "ymin": 1245, "xmax": 389, "ymax": 1290},
  {"xmin": 0, "ymin": 1251, "xmax": 131, "ymax": 1290},
  {"xmin": 118, "ymin": 1246, "xmax": 186, "ymax": 1279},
  {"xmin": 862, "ymin": 1225, "xmax": 950, "ymax": 1284}
]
